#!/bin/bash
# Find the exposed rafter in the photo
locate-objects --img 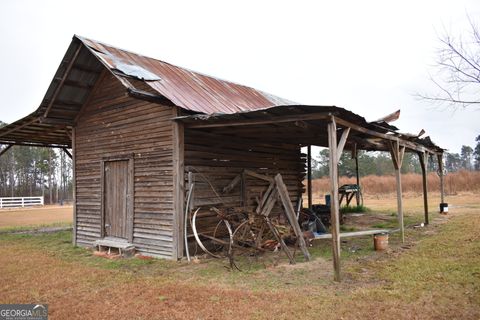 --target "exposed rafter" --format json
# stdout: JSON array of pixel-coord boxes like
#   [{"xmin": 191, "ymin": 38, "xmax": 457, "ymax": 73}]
[{"xmin": 44, "ymin": 43, "xmax": 83, "ymax": 118}]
